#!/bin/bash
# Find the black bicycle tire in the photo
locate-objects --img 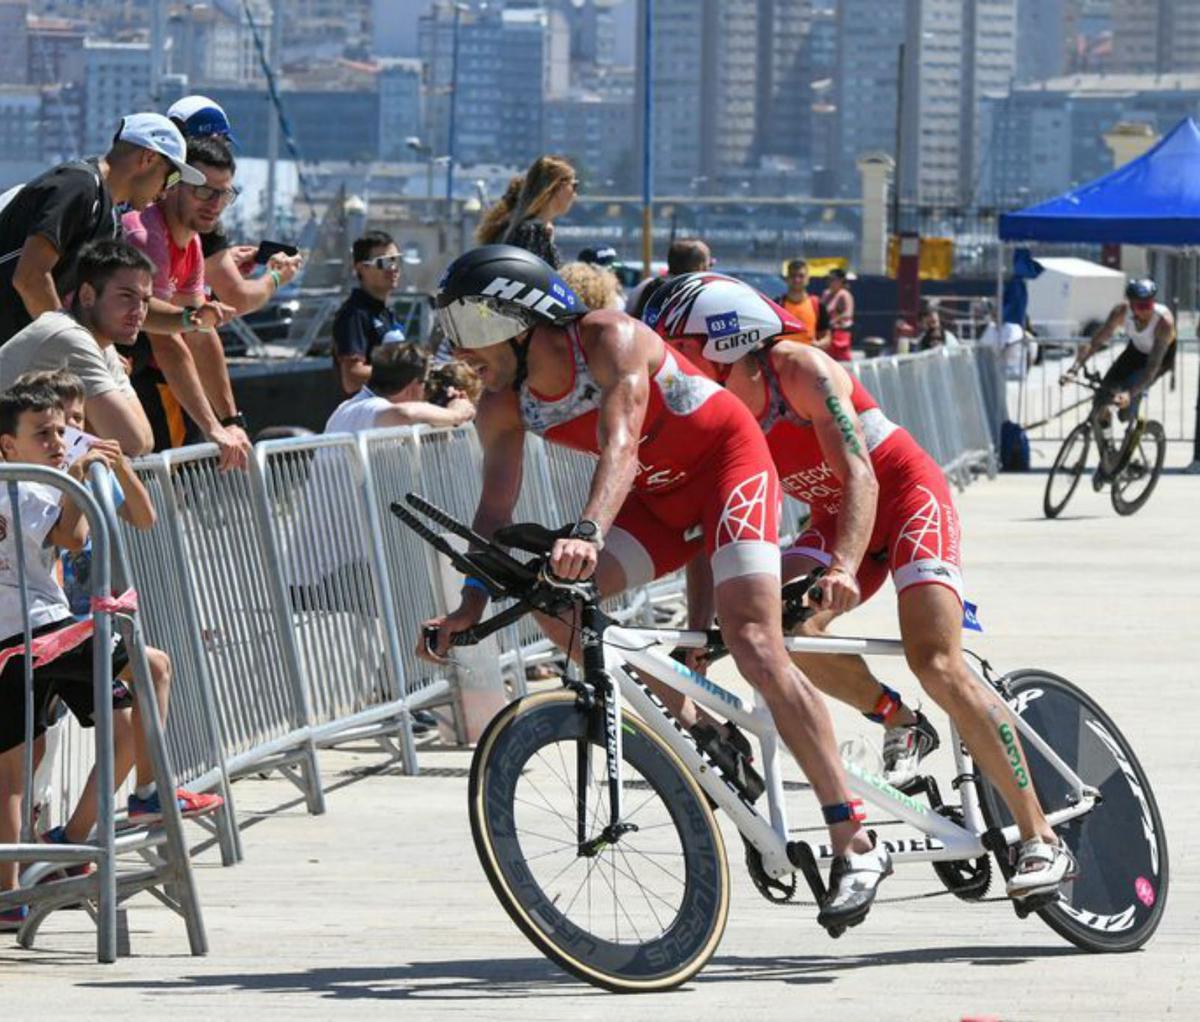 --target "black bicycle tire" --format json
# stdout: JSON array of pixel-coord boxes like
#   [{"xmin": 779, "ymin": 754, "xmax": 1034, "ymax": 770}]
[
  {"xmin": 1043, "ymin": 422, "xmax": 1091, "ymax": 519},
  {"xmin": 468, "ymin": 689, "xmax": 730, "ymax": 992},
  {"xmin": 1110, "ymin": 420, "xmax": 1166, "ymax": 516},
  {"xmin": 977, "ymin": 669, "xmax": 1168, "ymax": 953}
]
